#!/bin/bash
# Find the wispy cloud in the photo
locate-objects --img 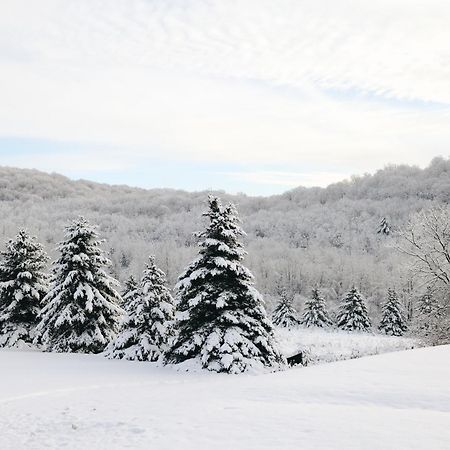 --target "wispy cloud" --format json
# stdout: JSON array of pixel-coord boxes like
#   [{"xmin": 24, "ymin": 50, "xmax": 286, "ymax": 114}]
[{"xmin": 0, "ymin": 0, "xmax": 449, "ymax": 192}]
